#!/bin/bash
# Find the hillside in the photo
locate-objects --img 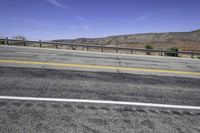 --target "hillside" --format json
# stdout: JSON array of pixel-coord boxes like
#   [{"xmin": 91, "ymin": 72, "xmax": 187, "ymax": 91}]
[{"xmin": 53, "ymin": 29, "xmax": 200, "ymax": 51}]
